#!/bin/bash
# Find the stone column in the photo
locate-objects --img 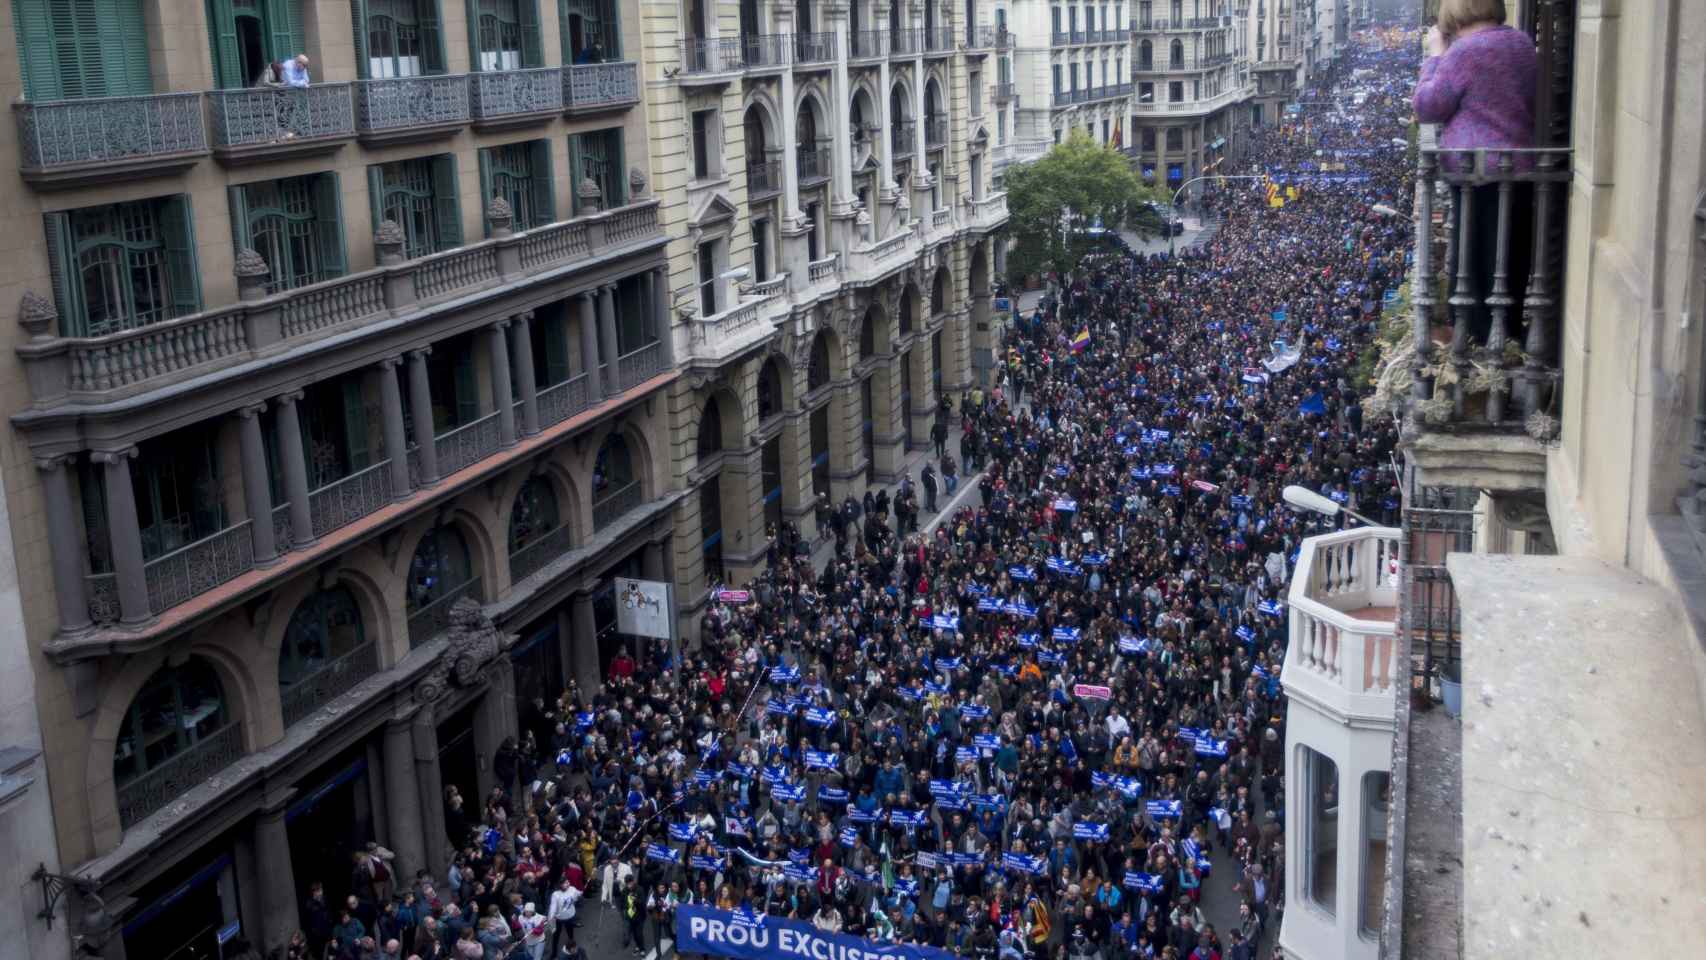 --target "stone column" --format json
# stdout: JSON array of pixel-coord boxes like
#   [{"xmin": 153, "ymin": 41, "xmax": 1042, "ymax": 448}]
[
  {"xmin": 92, "ymin": 448, "xmax": 149, "ymax": 626},
  {"xmin": 35, "ymin": 455, "xmax": 90, "ymax": 633},
  {"xmin": 274, "ymin": 391, "xmax": 316, "ymax": 547},
  {"xmin": 383, "ymin": 708, "xmax": 426, "ymax": 883},
  {"xmin": 829, "ymin": 5, "xmax": 855, "ymax": 212},
  {"xmin": 378, "ymin": 357, "xmax": 412, "ymax": 498},
  {"xmin": 488, "ymin": 320, "xmax": 517, "ymax": 447},
  {"xmin": 510, "ymin": 313, "xmax": 540, "ymax": 437},
  {"xmin": 254, "ymin": 791, "xmax": 300, "ymax": 956},
  {"xmin": 571, "ymin": 591, "xmax": 601, "ymax": 696},
  {"xmin": 411, "ymin": 710, "xmax": 450, "ymax": 873},
  {"xmin": 577, "ymin": 292, "xmax": 604, "ymax": 403},
  {"xmin": 407, "ymin": 348, "xmax": 440, "ymax": 485},
  {"xmin": 597, "ymin": 283, "xmax": 621, "ymax": 391},
  {"xmin": 650, "ymin": 269, "xmax": 676, "ymax": 368},
  {"xmin": 236, "ymin": 402, "xmax": 279, "ymax": 564},
  {"xmin": 912, "ymin": 1, "xmax": 927, "ymax": 175},
  {"xmin": 878, "ymin": 54, "xmax": 895, "ymax": 204},
  {"xmin": 777, "ymin": 7, "xmax": 803, "ymax": 225}
]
